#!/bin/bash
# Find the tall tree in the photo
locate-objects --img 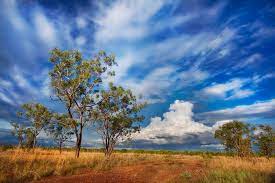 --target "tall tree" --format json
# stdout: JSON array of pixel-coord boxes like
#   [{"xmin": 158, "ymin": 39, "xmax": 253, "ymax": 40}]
[
  {"xmin": 214, "ymin": 121, "xmax": 252, "ymax": 157},
  {"xmin": 47, "ymin": 113, "xmax": 74, "ymax": 154},
  {"xmin": 17, "ymin": 103, "xmax": 52, "ymax": 148},
  {"xmin": 49, "ymin": 48, "xmax": 116, "ymax": 157},
  {"xmin": 10, "ymin": 122, "xmax": 25, "ymax": 148},
  {"xmin": 254, "ymin": 125, "xmax": 275, "ymax": 158},
  {"xmin": 92, "ymin": 83, "xmax": 145, "ymax": 157}
]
